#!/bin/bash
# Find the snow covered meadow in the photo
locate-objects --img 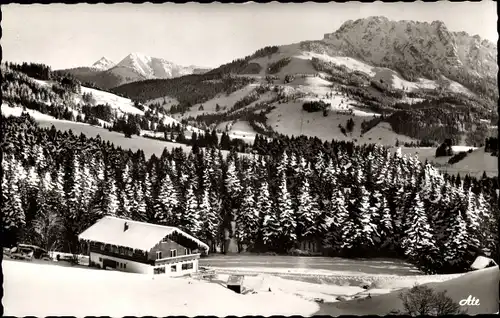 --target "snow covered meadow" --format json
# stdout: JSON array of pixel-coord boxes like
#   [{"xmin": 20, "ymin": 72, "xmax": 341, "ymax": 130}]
[
  {"xmin": 4, "ymin": 258, "xmax": 498, "ymax": 316},
  {"xmin": 3, "ymin": 259, "xmax": 318, "ymax": 317}
]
